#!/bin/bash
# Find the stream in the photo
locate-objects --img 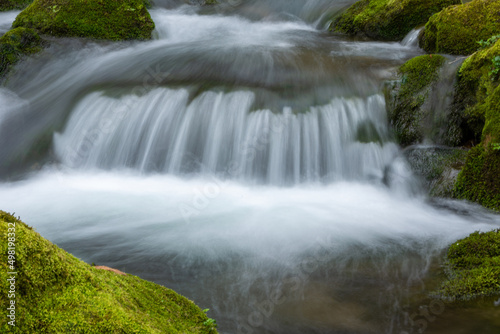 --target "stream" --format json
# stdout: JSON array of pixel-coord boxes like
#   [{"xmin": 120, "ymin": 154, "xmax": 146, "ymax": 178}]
[{"xmin": 1, "ymin": 1, "xmax": 500, "ymax": 333}]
